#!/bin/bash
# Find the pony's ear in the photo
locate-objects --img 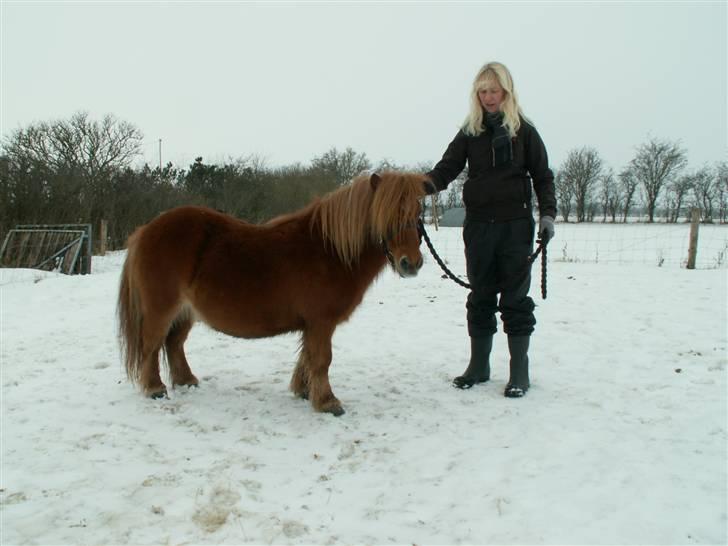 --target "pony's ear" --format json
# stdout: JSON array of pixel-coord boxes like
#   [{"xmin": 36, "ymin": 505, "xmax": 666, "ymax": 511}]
[{"xmin": 370, "ymin": 172, "xmax": 382, "ymax": 191}]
